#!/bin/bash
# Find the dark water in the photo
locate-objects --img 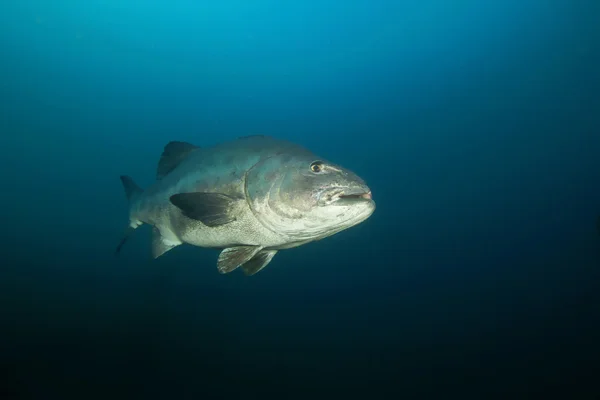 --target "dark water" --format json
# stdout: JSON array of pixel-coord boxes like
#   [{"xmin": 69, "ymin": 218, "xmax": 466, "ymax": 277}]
[{"xmin": 1, "ymin": 1, "xmax": 599, "ymax": 398}]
